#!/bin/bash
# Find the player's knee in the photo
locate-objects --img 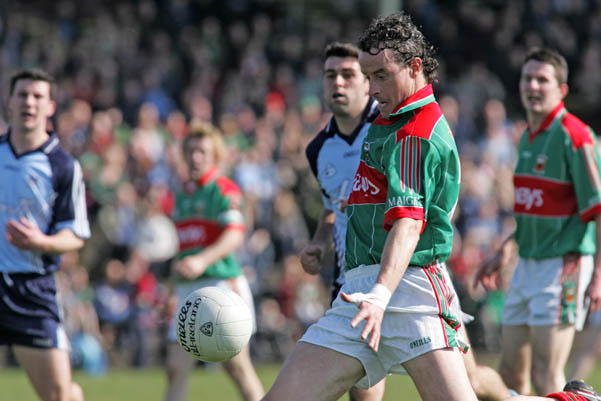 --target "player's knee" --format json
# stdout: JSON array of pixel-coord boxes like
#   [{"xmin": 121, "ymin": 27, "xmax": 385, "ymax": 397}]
[
  {"xmin": 40, "ymin": 381, "xmax": 71, "ymax": 401},
  {"xmin": 70, "ymin": 382, "xmax": 85, "ymax": 401}
]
